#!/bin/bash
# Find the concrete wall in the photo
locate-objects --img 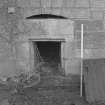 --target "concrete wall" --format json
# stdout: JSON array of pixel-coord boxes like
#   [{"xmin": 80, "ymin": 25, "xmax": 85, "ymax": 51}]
[
  {"xmin": 0, "ymin": 0, "xmax": 105, "ymax": 76},
  {"xmin": 17, "ymin": 19, "xmax": 75, "ymax": 75}
]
